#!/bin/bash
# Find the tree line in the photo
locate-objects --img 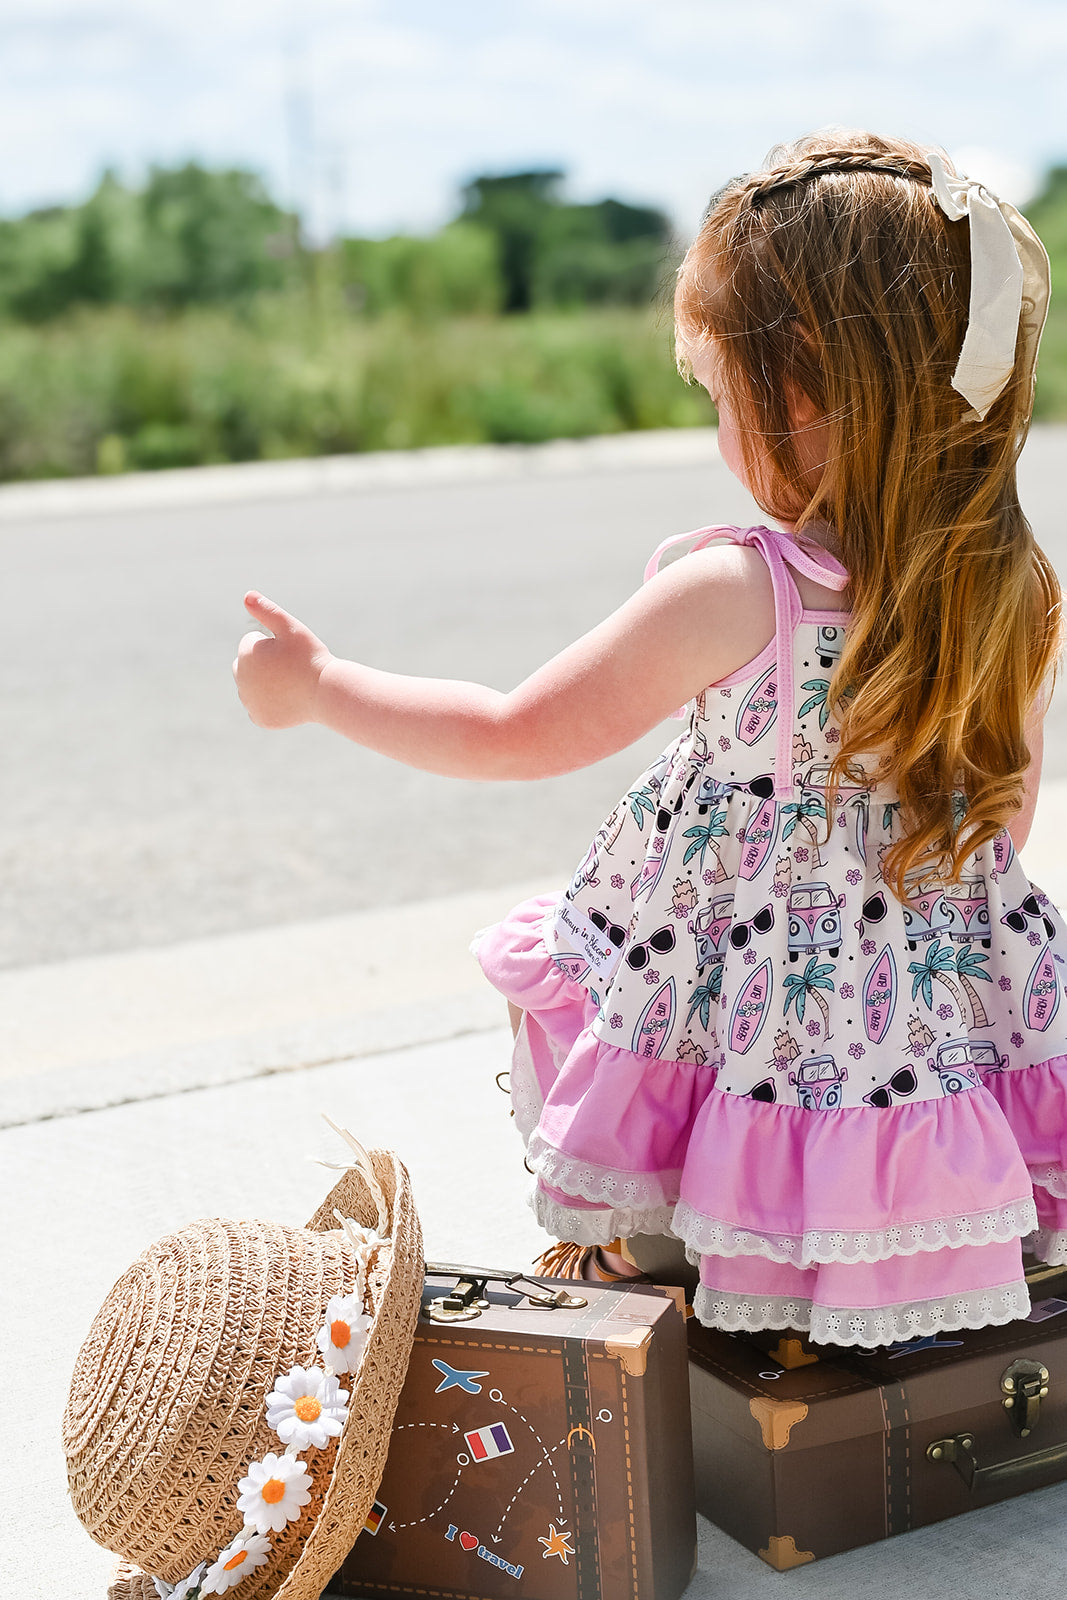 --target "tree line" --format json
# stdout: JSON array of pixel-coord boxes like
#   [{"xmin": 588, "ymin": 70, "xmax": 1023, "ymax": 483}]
[{"xmin": 0, "ymin": 163, "xmax": 677, "ymax": 322}]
